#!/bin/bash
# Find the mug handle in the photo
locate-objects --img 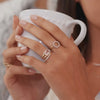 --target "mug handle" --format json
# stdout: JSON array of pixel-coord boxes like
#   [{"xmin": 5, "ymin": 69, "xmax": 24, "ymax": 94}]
[{"xmin": 68, "ymin": 20, "xmax": 87, "ymax": 46}]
